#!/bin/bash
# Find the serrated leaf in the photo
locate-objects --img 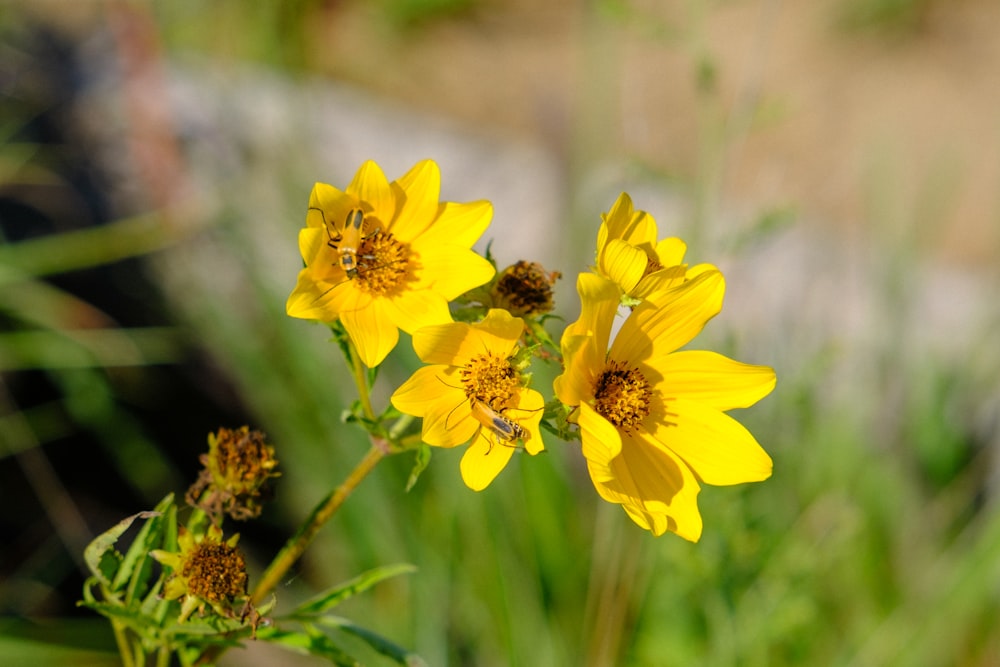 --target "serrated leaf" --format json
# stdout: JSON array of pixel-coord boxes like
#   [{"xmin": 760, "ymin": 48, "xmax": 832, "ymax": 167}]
[
  {"xmin": 84, "ymin": 506, "xmax": 166, "ymax": 586},
  {"xmin": 314, "ymin": 616, "xmax": 427, "ymax": 666},
  {"xmin": 95, "ymin": 550, "xmax": 124, "ymax": 591},
  {"xmin": 405, "ymin": 444, "xmax": 431, "ymax": 492},
  {"xmin": 114, "ymin": 494, "xmax": 174, "ymax": 595},
  {"xmin": 290, "ymin": 564, "xmax": 417, "ymax": 617},
  {"xmin": 256, "ymin": 626, "xmax": 360, "ymax": 666}
]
